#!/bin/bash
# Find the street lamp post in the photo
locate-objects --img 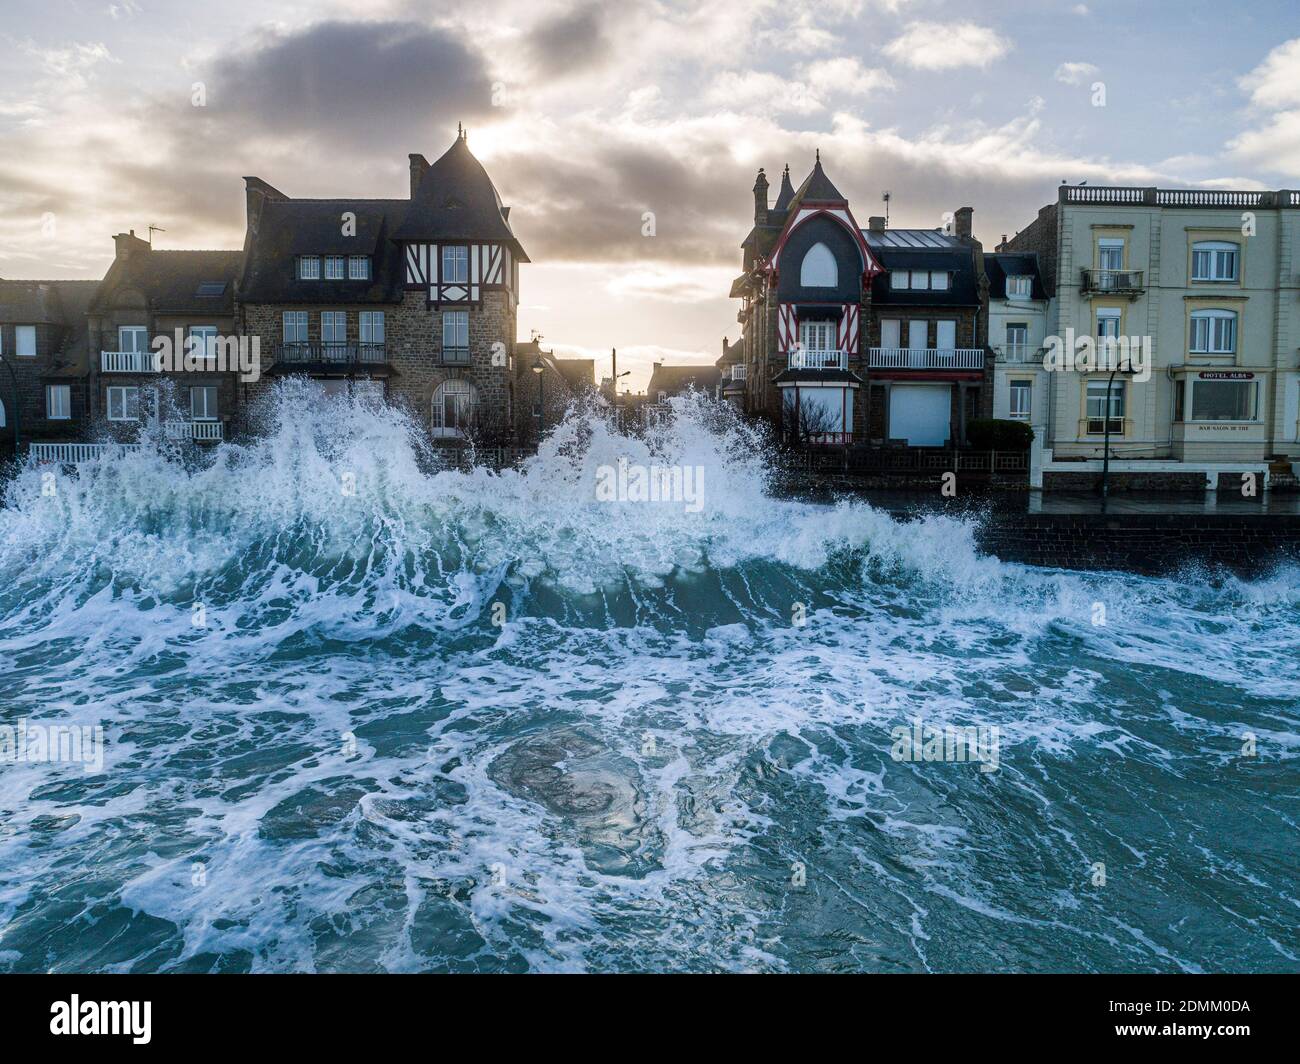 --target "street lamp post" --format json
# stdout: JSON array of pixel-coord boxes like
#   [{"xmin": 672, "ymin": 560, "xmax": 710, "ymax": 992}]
[
  {"xmin": 1099, "ymin": 358, "xmax": 1132, "ymax": 508},
  {"xmin": 0, "ymin": 353, "xmax": 19, "ymax": 454},
  {"xmin": 531, "ymin": 355, "xmax": 544, "ymax": 438}
]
